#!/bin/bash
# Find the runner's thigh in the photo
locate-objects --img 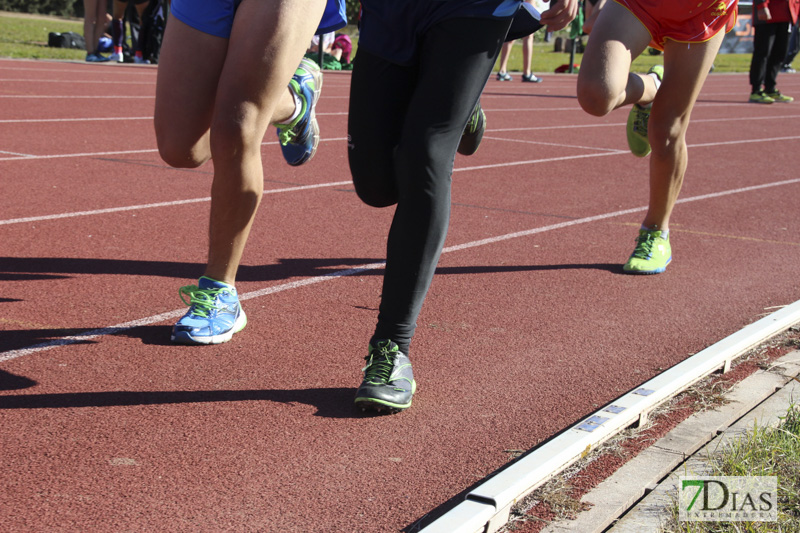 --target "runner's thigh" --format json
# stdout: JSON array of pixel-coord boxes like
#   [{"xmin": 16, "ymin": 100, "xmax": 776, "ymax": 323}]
[
  {"xmin": 211, "ymin": 0, "xmax": 326, "ymax": 149},
  {"xmin": 154, "ymin": 15, "xmax": 227, "ymax": 166}
]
